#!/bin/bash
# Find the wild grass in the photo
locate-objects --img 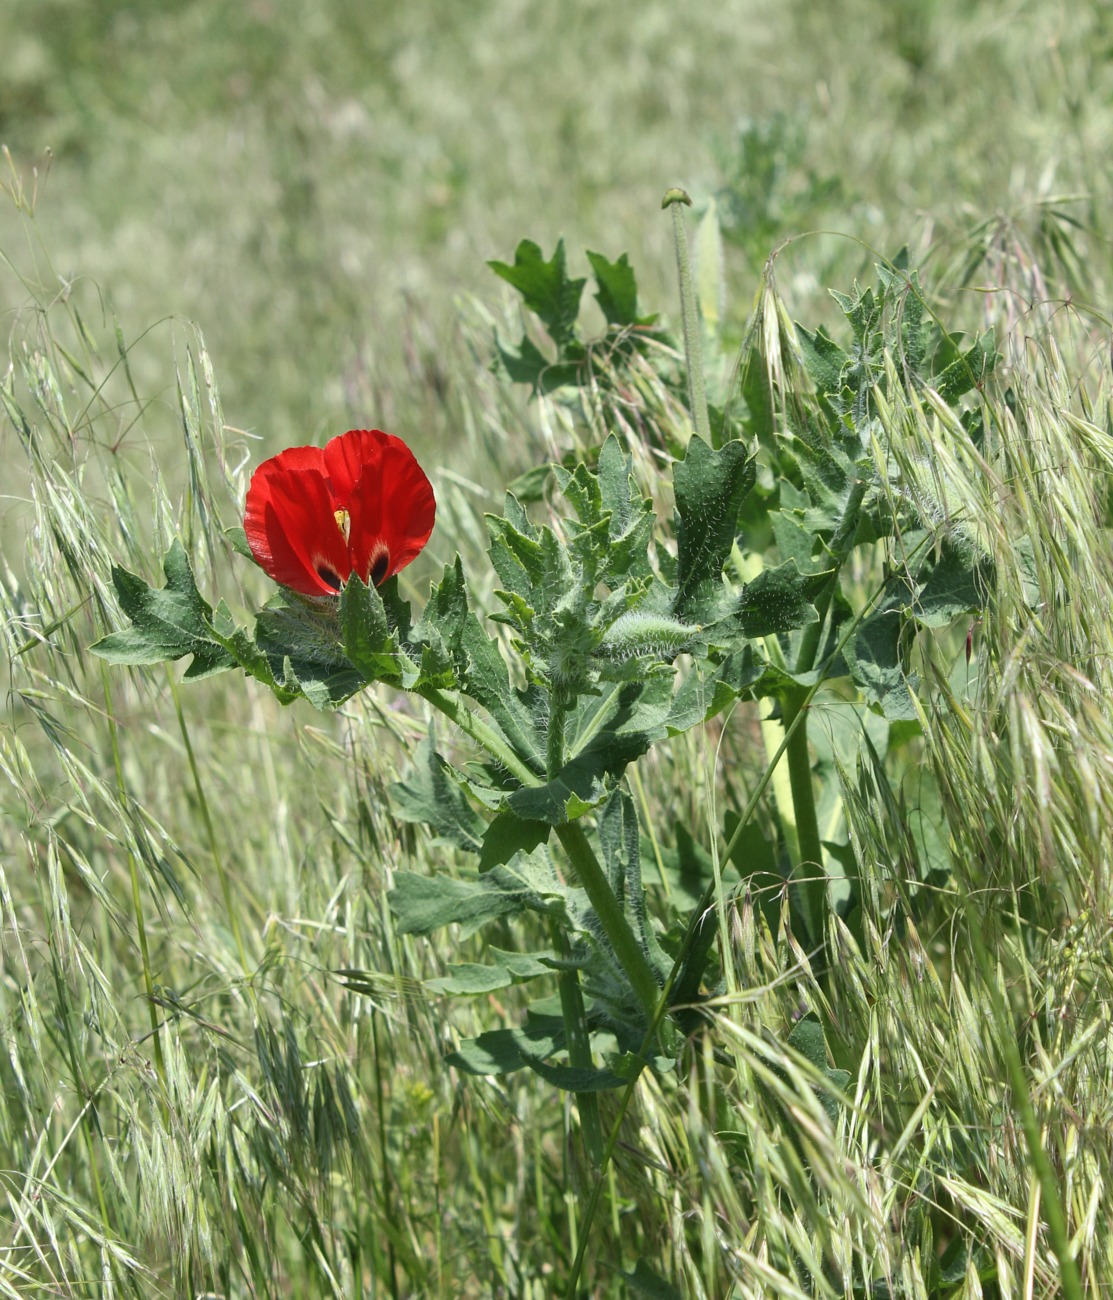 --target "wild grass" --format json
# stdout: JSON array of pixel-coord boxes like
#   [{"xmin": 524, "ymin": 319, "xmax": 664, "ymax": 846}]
[{"xmin": 3, "ymin": 0, "xmax": 1113, "ymax": 1295}]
